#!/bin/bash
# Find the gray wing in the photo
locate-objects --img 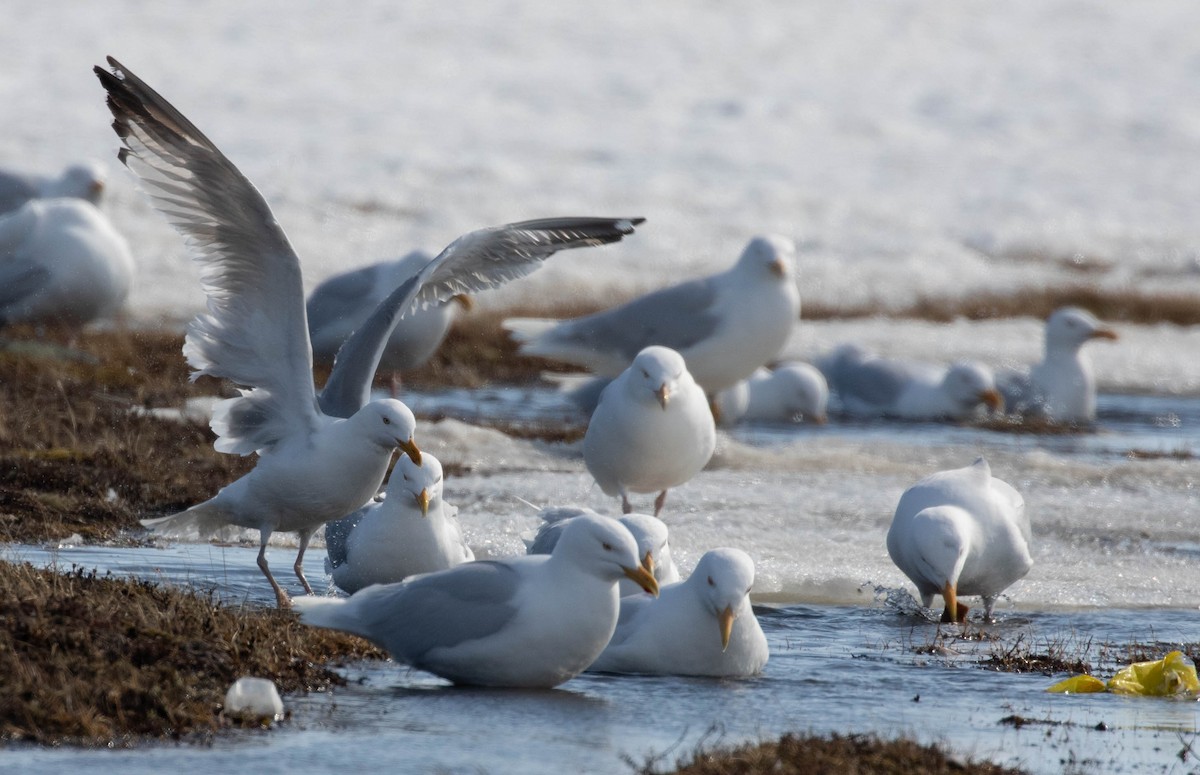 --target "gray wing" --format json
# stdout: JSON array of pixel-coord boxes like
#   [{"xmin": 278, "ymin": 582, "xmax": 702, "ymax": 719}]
[
  {"xmin": 0, "ymin": 170, "xmax": 39, "ymax": 215},
  {"xmin": 318, "ymin": 217, "xmax": 644, "ymax": 418},
  {"xmin": 358, "ymin": 561, "xmax": 521, "ymax": 659},
  {"xmin": 323, "ymin": 507, "xmax": 367, "ymax": 570},
  {"xmin": 539, "ymin": 276, "xmax": 721, "ymax": 362},
  {"xmin": 96, "ymin": 58, "xmax": 321, "ymax": 453},
  {"xmin": 524, "ymin": 506, "xmax": 597, "ymax": 555},
  {"xmin": 0, "ymin": 206, "xmax": 51, "ymax": 314},
  {"xmin": 821, "ymin": 346, "xmax": 911, "ymax": 408},
  {"xmin": 565, "ymin": 376, "xmax": 613, "ymax": 415}
]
